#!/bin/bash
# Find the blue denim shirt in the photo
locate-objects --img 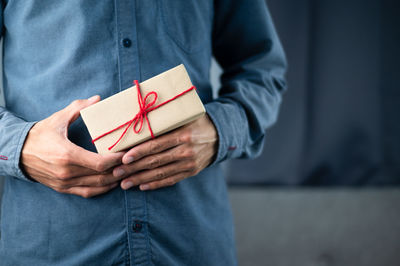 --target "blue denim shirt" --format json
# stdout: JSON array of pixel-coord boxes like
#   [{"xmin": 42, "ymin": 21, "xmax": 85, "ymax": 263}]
[{"xmin": 0, "ymin": 0, "xmax": 286, "ymax": 265}]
